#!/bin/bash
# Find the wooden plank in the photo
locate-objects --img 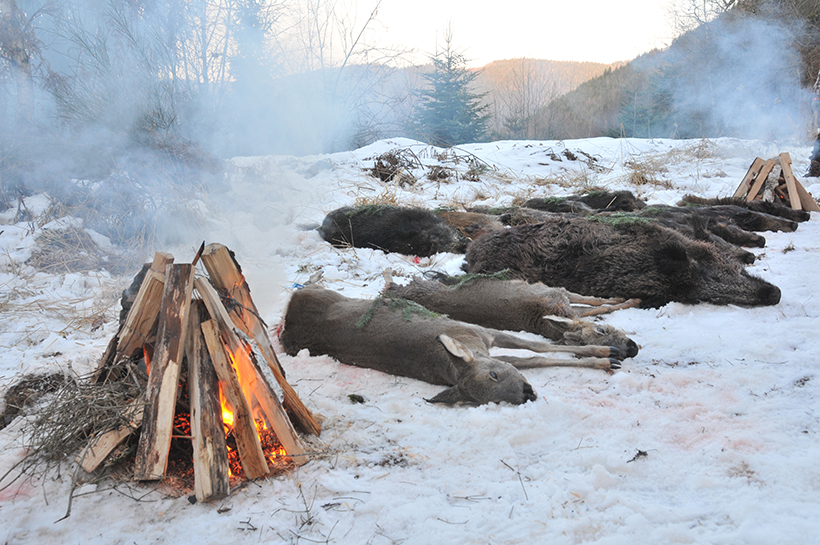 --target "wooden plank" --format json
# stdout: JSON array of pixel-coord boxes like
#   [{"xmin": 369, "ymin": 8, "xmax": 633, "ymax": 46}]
[
  {"xmin": 733, "ymin": 157, "xmax": 765, "ymax": 198},
  {"xmin": 187, "ymin": 301, "xmax": 230, "ymax": 502},
  {"xmin": 793, "ymin": 178, "xmax": 820, "ymax": 212},
  {"xmin": 77, "ymin": 395, "xmax": 144, "ymax": 473},
  {"xmin": 115, "ymin": 252, "xmax": 175, "ymax": 360},
  {"xmin": 746, "ymin": 158, "xmax": 776, "ymax": 201},
  {"xmin": 200, "ymin": 319, "xmax": 269, "ymax": 480},
  {"xmin": 195, "ymin": 277, "xmax": 308, "ymax": 465},
  {"xmin": 779, "ymin": 152, "xmax": 803, "ymax": 210},
  {"xmin": 93, "ymin": 252, "xmax": 174, "ymax": 383},
  {"xmin": 134, "ymin": 263, "xmax": 195, "ymax": 481},
  {"xmin": 200, "ymin": 244, "xmax": 321, "ymax": 436}
]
